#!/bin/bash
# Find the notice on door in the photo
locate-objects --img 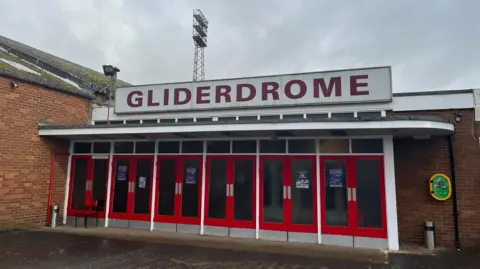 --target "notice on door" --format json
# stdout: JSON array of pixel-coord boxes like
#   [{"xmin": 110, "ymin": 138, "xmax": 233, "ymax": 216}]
[
  {"xmin": 117, "ymin": 165, "xmax": 127, "ymax": 181},
  {"xmin": 185, "ymin": 167, "xmax": 197, "ymax": 184},
  {"xmin": 295, "ymin": 170, "xmax": 310, "ymax": 189},
  {"xmin": 329, "ymin": 169, "xmax": 344, "ymax": 188},
  {"xmin": 139, "ymin": 177, "xmax": 147, "ymax": 188}
]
